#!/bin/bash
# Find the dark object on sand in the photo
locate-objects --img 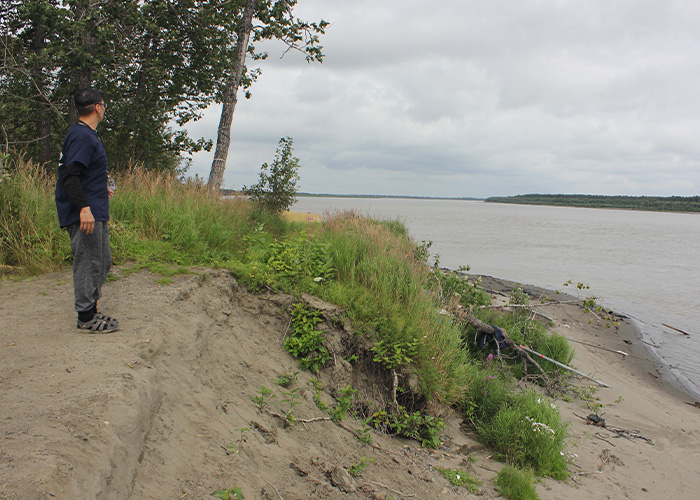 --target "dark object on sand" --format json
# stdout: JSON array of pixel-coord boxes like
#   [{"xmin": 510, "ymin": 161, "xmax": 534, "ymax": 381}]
[
  {"xmin": 478, "ymin": 325, "xmax": 509, "ymax": 351},
  {"xmin": 586, "ymin": 414, "xmax": 606, "ymax": 427}
]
